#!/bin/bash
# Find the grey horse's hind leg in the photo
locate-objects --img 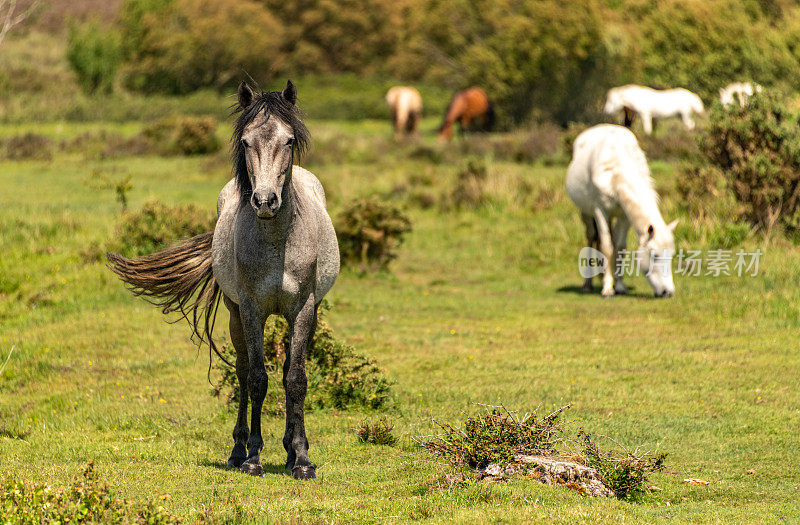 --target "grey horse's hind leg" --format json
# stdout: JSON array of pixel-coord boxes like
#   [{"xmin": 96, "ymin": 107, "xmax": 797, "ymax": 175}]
[
  {"xmin": 283, "ymin": 294, "xmax": 317, "ymax": 480},
  {"xmin": 224, "ymin": 296, "xmax": 249, "ymax": 469},
  {"xmin": 237, "ymin": 296, "xmax": 269, "ymax": 477}
]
